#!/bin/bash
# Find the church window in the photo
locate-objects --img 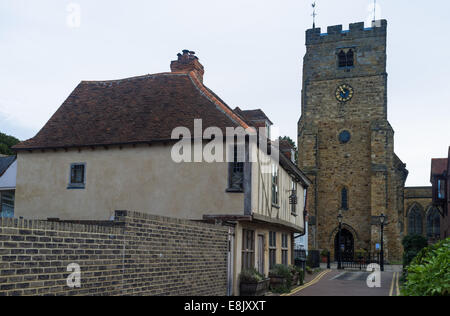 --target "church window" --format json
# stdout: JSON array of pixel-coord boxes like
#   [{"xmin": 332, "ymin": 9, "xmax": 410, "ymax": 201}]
[
  {"xmin": 338, "ymin": 50, "xmax": 347, "ymax": 68},
  {"xmin": 338, "ymin": 49, "xmax": 354, "ymax": 68},
  {"xmin": 341, "ymin": 187, "xmax": 349, "ymax": 210},
  {"xmin": 408, "ymin": 205, "xmax": 423, "ymax": 235},
  {"xmin": 339, "ymin": 131, "xmax": 351, "ymax": 144},
  {"xmin": 427, "ymin": 208, "xmax": 440, "ymax": 238}
]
